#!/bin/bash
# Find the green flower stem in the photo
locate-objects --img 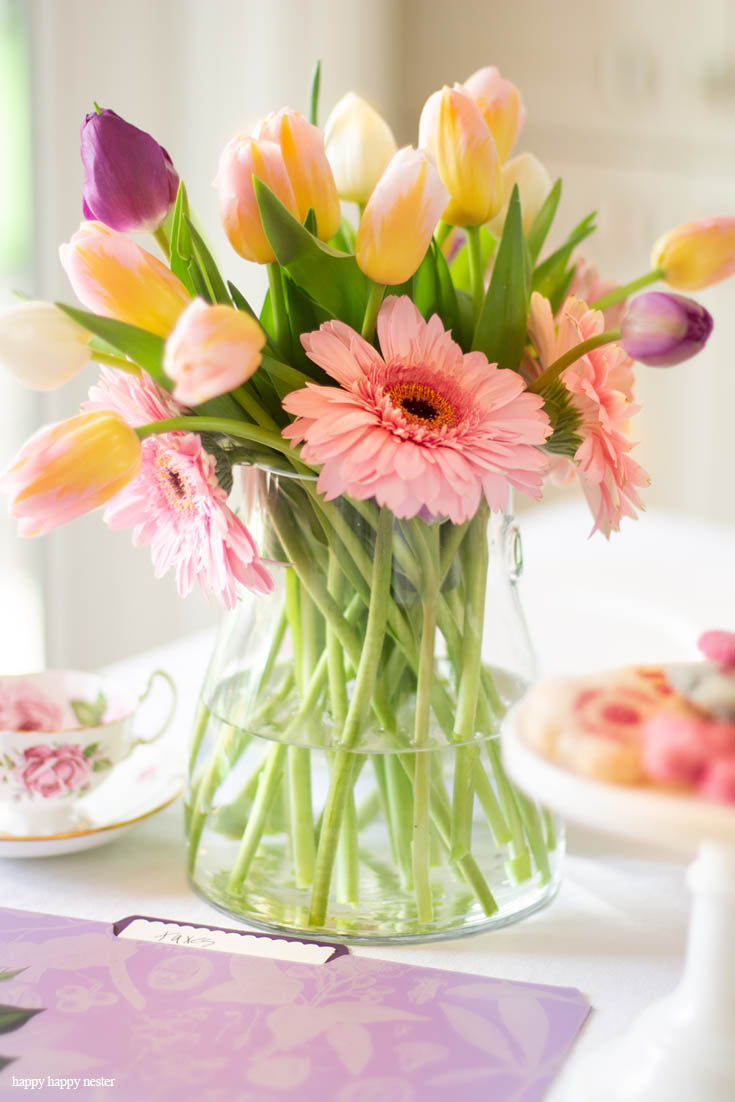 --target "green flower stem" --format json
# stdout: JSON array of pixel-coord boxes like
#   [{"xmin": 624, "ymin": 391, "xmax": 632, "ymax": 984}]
[
  {"xmin": 355, "ymin": 786, "xmax": 382, "ymax": 830},
  {"xmin": 337, "ymin": 785, "xmax": 359, "ymax": 904},
  {"xmin": 484, "ymin": 737, "xmax": 532, "ymax": 882},
  {"xmin": 466, "ymin": 225, "xmax": 485, "ymax": 326},
  {"xmin": 188, "ymin": 701, "xmax": 211, "ymax": 777},
  {"xmin": 516, "ymin": 791, "xmax": 551, "ymax": 884},
  {"xmin": 285, "ymin": 569, "xmax": 303, "ymax": 693},
  {"xmin": 410, "ymin": 522, "xmax": 440, "ymax": 921},
  {"xmin": 386, "ymin": 753, "xmax": 415, "ymax": 890},
  {"xmin": 231, "ymin": 386, "xmax": 280, "ymax": 431},
  {"xmin": 91, "ymin": 350, "xmax": 142, "ymax": 372},
  {"xmin": 361, "ymin": 282, "xmax": 386, "ymax": 342},
  {"xmin": 527, "ymin": 329, "xmax": 621, "ymax": 394},
  {"xmin": 473, "ymin": 760, "xmax": 513, "ymax": 845},
  {"xmin": 451, "ymin": 507, "xmax": 489, "ymax": 859},
  {"xmin": 267, "ymin": 261, "xmax": 291, "ymax": 358},
  {"xmin": 308, "ymin": 507, "xmax": 394, "ymax": 927},
  {"xmin": 439, "ymin": 521, "xmax": 469, "ymax": 585},
  {"xmin": 326, "ymin": 553, "xmax": 348, "ymax": 728},
  {"xmin": 287, "ymin": 745, "xmax": 316, "ymax": 888},
  {"xmin": 227, "ymin": 742, "xmax": 288, "ymax": 893},
  {"xmin": 188, "ymin": 721, "xmax": 237, "ymax": 874},
  {"xmin": 153, "ymin": 224, "xmax": 171, "ymax": 261},
  {"xmin": 590, "ymin": 267, "xmax": 665, "ymax": 312},
  {"xmin": 434, "ymin": 221, "xmax": 452, "ymax": 249},
  {"xmin": 136, "ymin": 416, "xmax": 307, "ymax": 468},
  {"xmin": 543, "ymin": 807, "xmax": 557, "ymax": 851}
]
